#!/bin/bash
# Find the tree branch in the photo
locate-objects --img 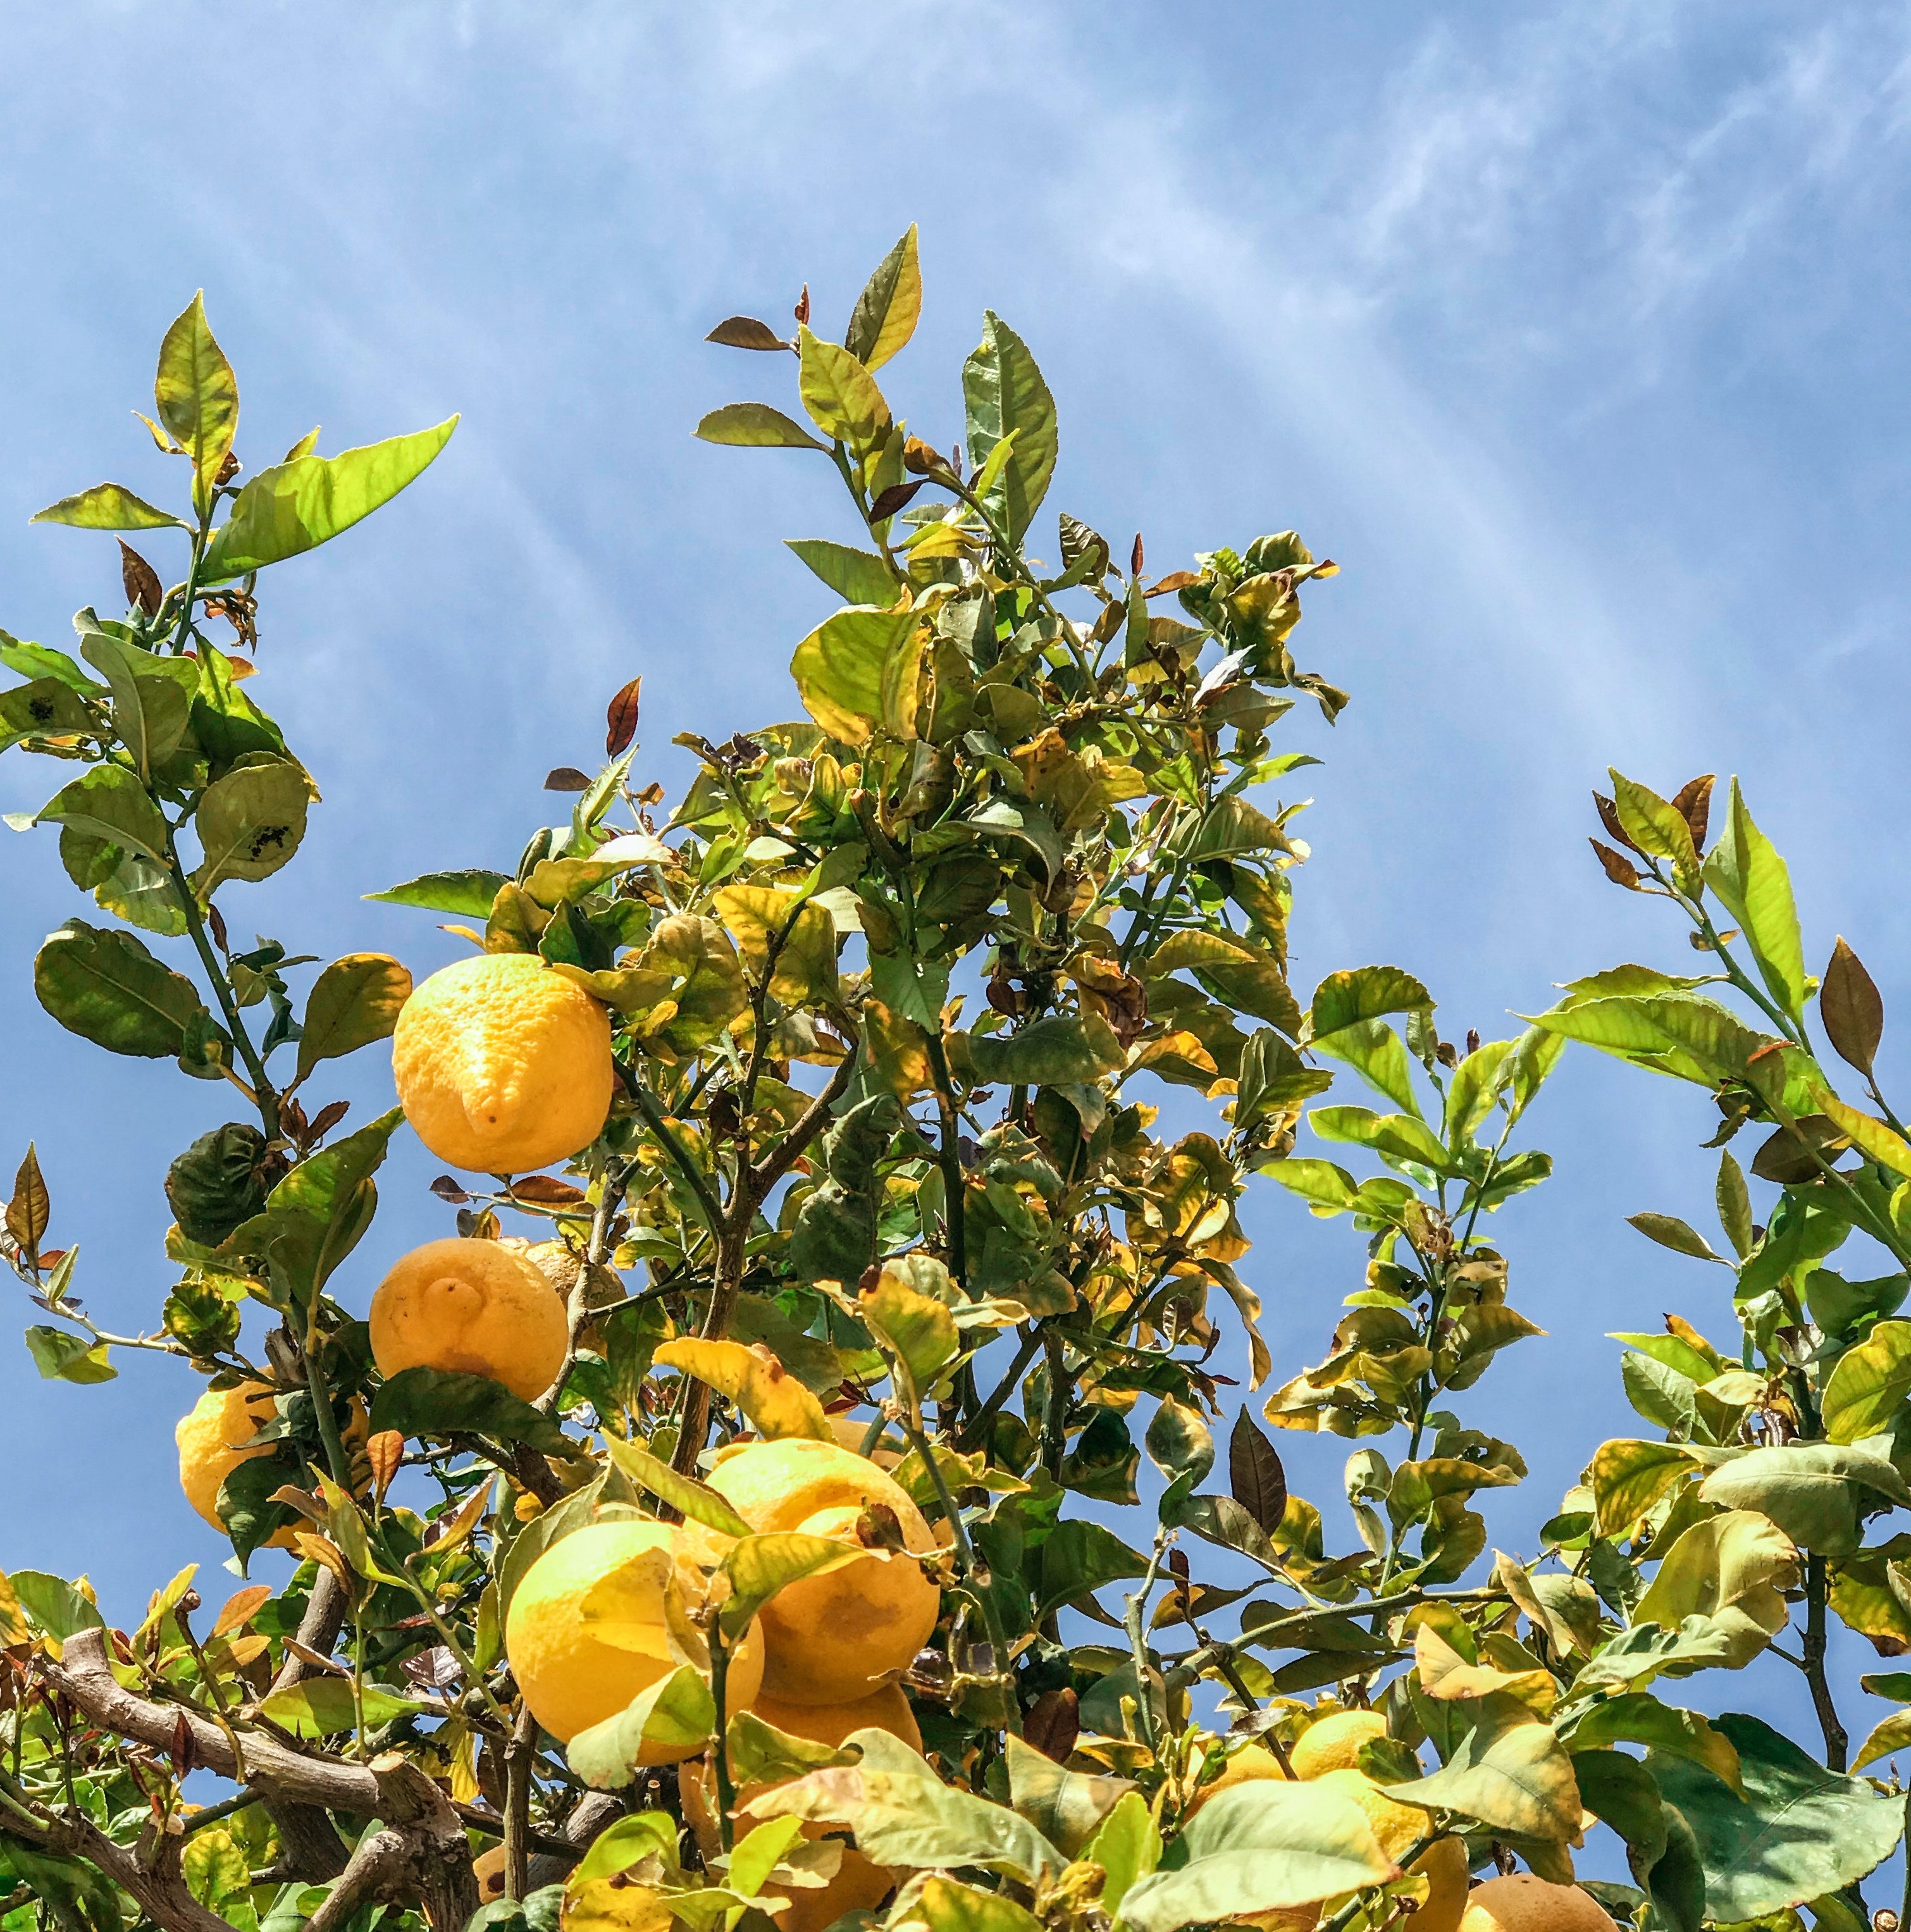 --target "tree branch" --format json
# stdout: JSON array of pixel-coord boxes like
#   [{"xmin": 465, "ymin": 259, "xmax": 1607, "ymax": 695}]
[{"xmin": 37, "ymin": 1632, "xmax": 475, "ymax": 1924}]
